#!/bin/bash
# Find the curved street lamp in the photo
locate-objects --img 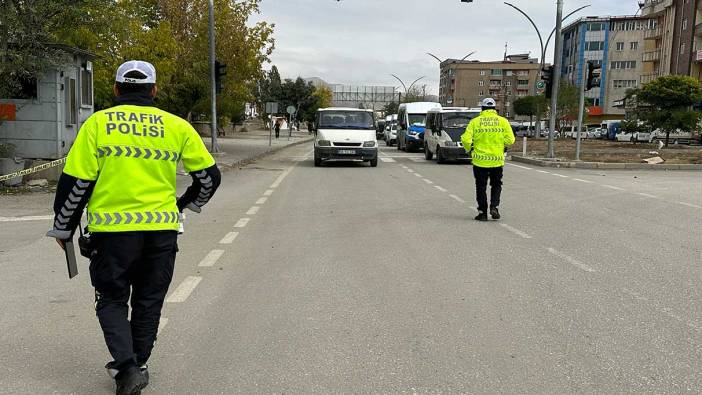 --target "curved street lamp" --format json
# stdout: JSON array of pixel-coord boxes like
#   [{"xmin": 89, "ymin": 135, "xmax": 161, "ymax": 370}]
[{"xmin": 426, "ymin": 51, "xmax": 477, "ymax": 63}]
